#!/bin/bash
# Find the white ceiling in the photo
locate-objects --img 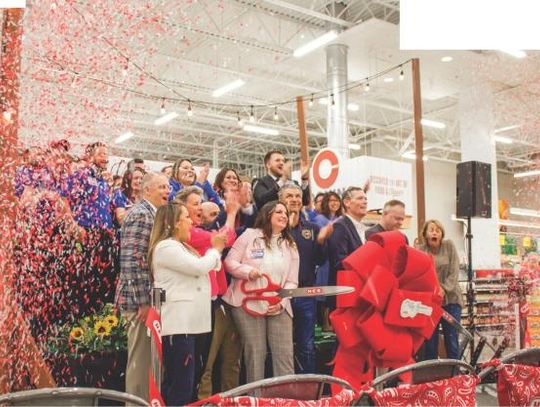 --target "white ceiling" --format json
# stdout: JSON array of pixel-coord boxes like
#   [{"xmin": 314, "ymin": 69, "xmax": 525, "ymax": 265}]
[{"xmin": 12, "ymin": 0, "xmax": 540, "ymax": 175}]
